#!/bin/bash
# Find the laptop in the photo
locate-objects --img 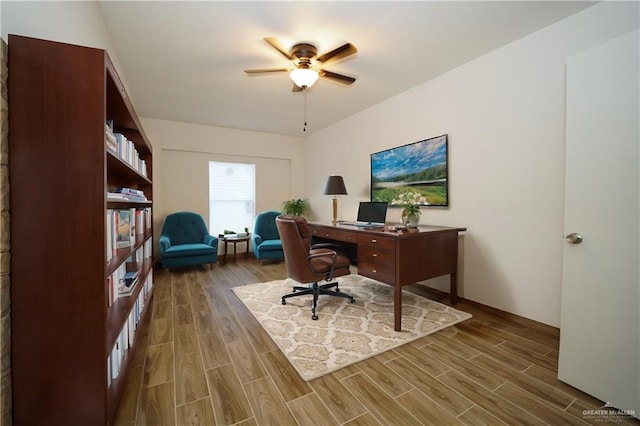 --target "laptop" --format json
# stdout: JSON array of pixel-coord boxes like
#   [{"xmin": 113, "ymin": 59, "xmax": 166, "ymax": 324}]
[{"xmin": 339, "ymin": 202, "xmax": 388, "ymax": 227}]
